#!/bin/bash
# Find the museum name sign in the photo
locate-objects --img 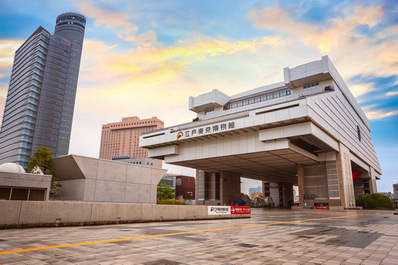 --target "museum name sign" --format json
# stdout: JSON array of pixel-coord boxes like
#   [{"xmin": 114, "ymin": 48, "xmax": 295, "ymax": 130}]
[{"xmin": 176, "ymin": 121, "xmax": 237, "ymax": 140}]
